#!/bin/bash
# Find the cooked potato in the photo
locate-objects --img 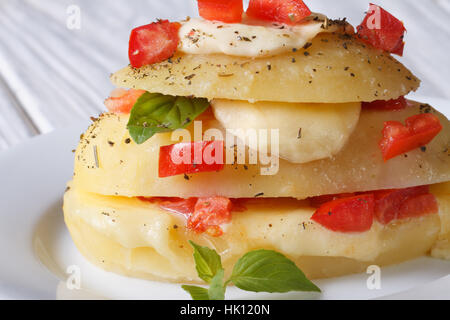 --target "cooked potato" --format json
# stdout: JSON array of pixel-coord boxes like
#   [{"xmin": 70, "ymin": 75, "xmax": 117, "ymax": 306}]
[
  {"xmin": 431, "ymin": 181, "xmax": 450, "ymax": 195},
  {"xmin": 430, "ymin": 182, "xmax": 450, "ymax": 260},
  {"xmin": 72, "ymin": 101, "xmax": 450, "ymax": 199},
  {"xmin": 64, "ymin": 184, "xmax": 447, "ymax": 282},
  {"xmin": 111, "ymin": 33, "xmax": 419, "ymax": 103},
  {"xmin": 211, "ymin": 99, "xmax": 361, "ymax": 163}
]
